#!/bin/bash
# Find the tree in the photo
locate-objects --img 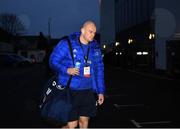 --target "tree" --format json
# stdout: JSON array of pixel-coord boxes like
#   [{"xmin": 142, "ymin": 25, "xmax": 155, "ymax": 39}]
[{"xmin": 0, "ymin": 13, "xmax": 26, "ymax": 36}]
